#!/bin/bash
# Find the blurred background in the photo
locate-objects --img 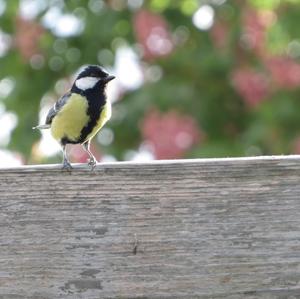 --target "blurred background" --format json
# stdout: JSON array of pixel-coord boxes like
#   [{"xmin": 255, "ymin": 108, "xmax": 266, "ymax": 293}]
[{"xmin": 1, "ymin": 0, "xmax": 300, "ymax": 166}]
